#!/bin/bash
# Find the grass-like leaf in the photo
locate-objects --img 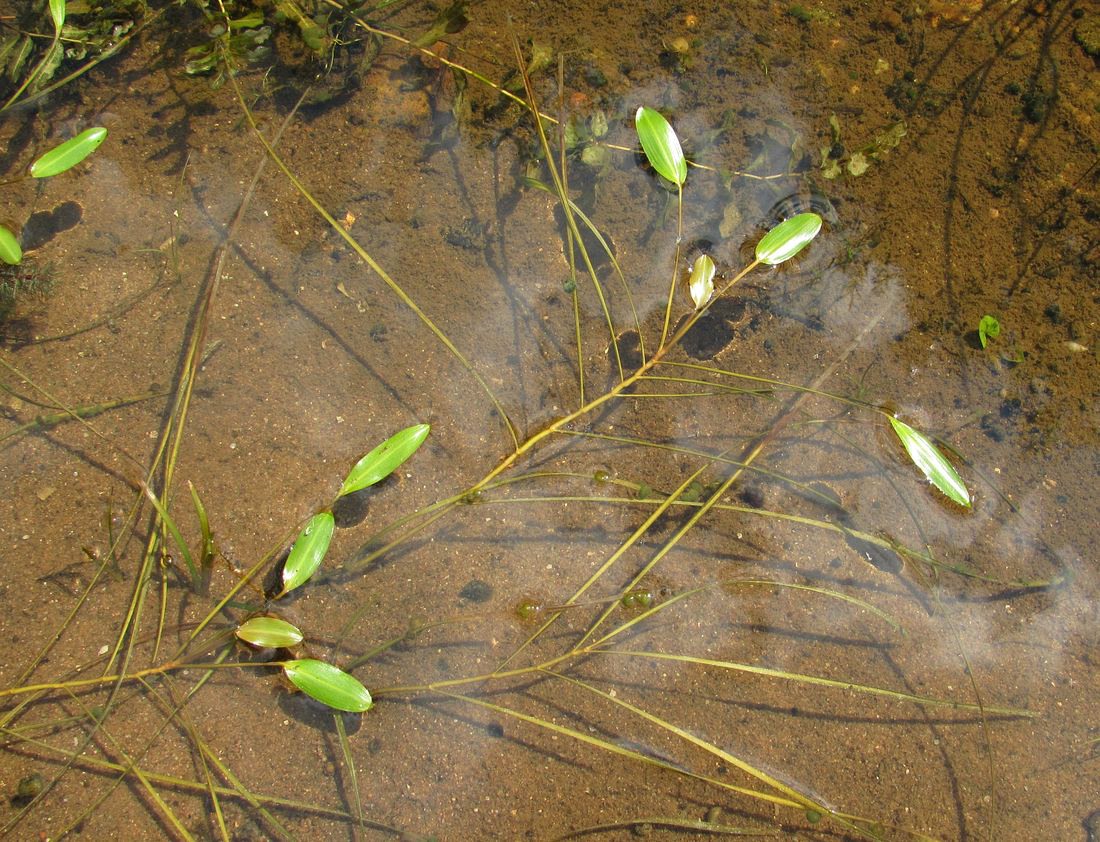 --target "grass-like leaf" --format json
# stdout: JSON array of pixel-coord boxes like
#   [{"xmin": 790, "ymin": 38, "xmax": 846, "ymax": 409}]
[
  {"xmin": 0, "ymin": 224, "xmax": 22, "ymax": 265},
  {"xmin": 338, "ymin": 423, "xmax": 430, "ymax": 498},
  {"xmin": 283, "ymin": 659, "xmax": 373, "ymax": 713},
  {"xmin": 236, "ymin": 617, "xmax": 304, "ymax": 649},
  {"xmin": 187, "ymin": 481, "xmax": 215, "ymax": 593},
  {"xmin": 279, "ymin": 511, "xmax": 335, "ymax": 597},
  {"xmin": 607, "ymin": 650, "xmax": 1029, "ymax": 714},
  {"xmin": 635, "ymin": 106, "xmax": 686, "ymax": 186},
  {"xmin": 755, "ymin": 212, "xmax": 822, "ymax": 265},
  {"xmin": 29, "ymin": 127, "xmax": 107, "ymax": 178},
  {"xmin": 140, "ymin": 483, "xmax": 199, "ymax": 586},
  {"xmin": 889, "ymin": 416, "xmax": 971, "ymax": 507}
]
